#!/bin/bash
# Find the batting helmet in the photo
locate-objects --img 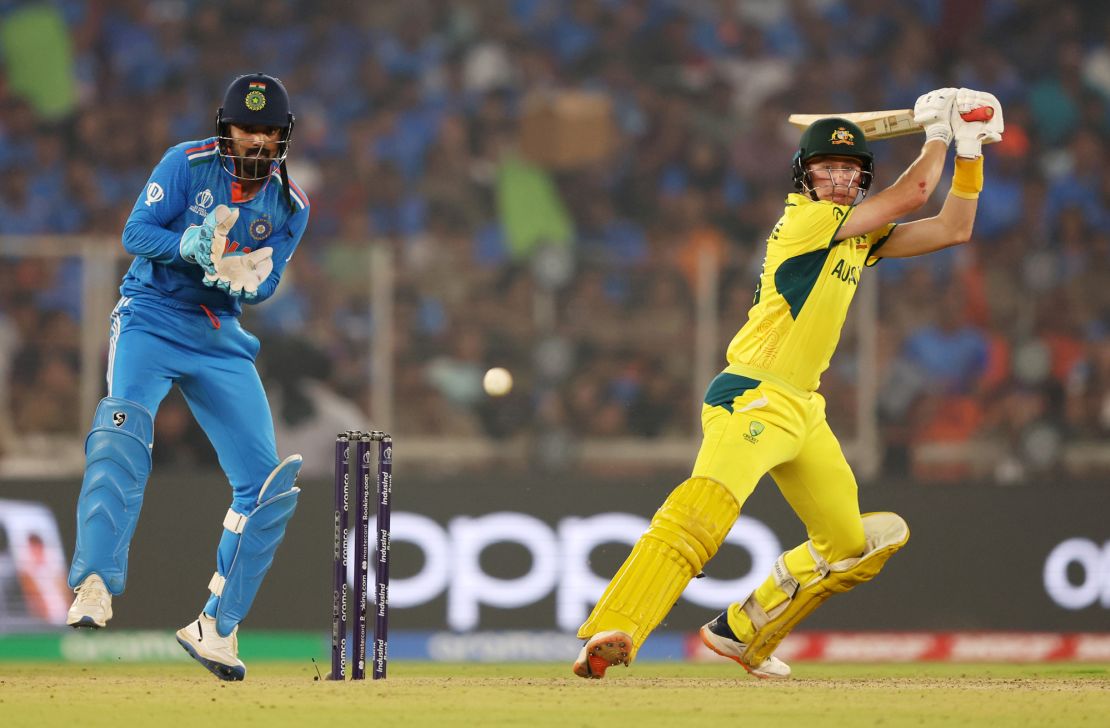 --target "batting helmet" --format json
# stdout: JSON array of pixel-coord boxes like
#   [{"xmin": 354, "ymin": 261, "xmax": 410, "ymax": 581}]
[{"xmin": 791, "ymin": 117, "xmax": 874, "ymax": 199}]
